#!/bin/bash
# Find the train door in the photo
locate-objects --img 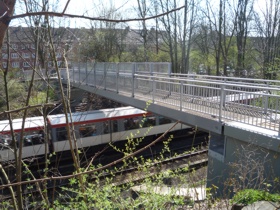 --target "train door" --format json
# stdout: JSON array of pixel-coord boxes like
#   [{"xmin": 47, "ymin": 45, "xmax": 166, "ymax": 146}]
[
  {"xmin": 95, "ymin": 122, "xmax": 103, "ymax": 135},
  {"xmin": 118, "ymin": 119, "xmax": 125, "ymax": 132}
]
